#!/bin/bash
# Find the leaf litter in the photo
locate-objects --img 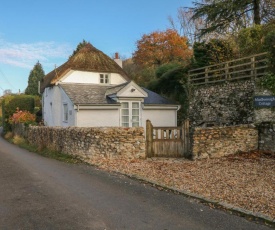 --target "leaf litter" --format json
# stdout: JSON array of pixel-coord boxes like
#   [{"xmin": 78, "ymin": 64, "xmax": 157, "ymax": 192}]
[{"xmin": 88, "ymin": 150, "xmax": 275, "ymax": 220}]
